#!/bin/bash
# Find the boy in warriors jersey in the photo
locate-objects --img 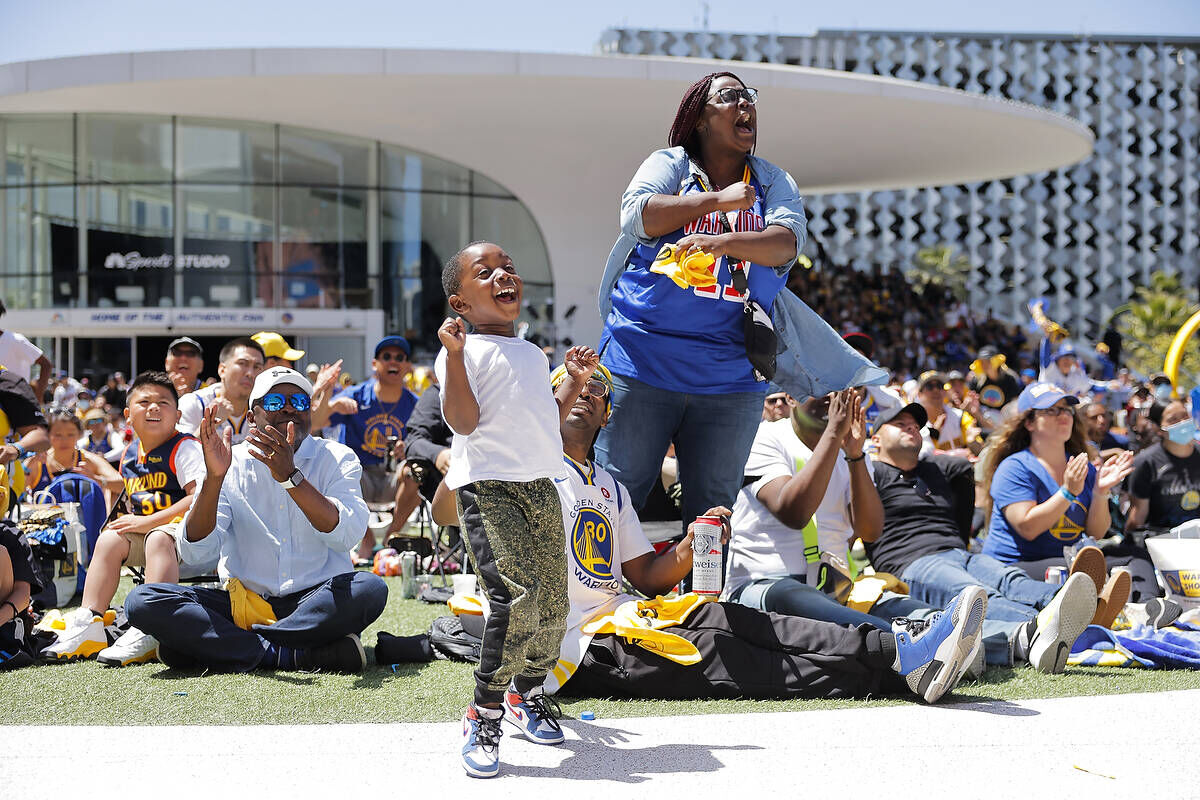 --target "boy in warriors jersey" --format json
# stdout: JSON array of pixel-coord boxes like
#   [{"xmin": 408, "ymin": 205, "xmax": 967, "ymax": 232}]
[{"xmin": 41, "ymin": 371, "xmax": 203, "ymax": 666}]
